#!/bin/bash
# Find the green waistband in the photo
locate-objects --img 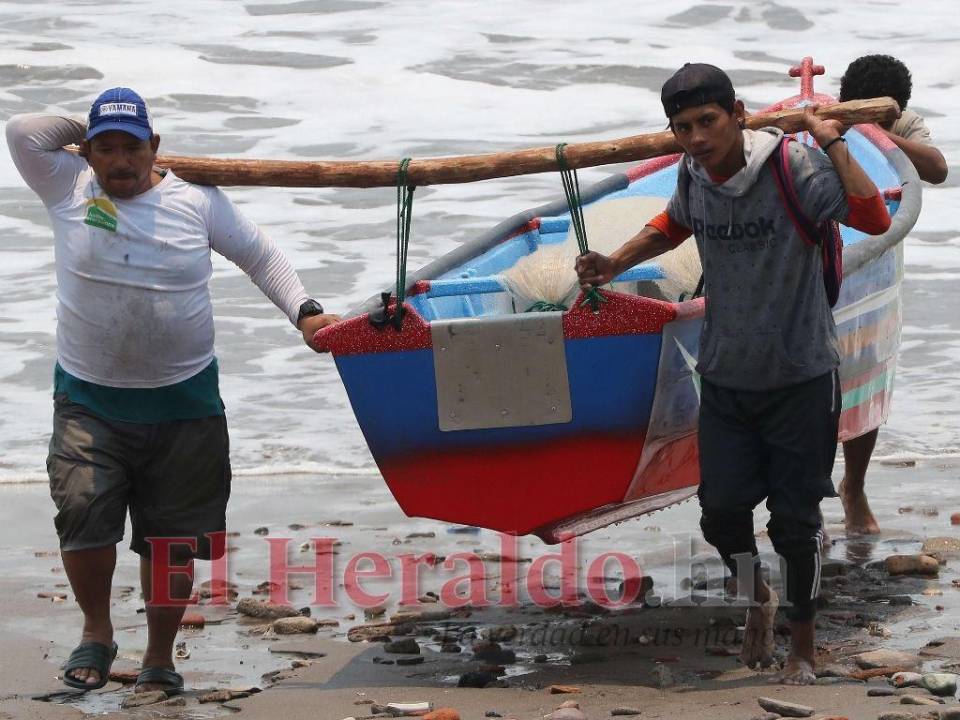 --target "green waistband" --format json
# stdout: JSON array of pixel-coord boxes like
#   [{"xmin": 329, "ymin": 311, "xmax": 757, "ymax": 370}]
[{"xmin": 54, "ymin": 360, "xmax": 224, "ymax": 423}]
